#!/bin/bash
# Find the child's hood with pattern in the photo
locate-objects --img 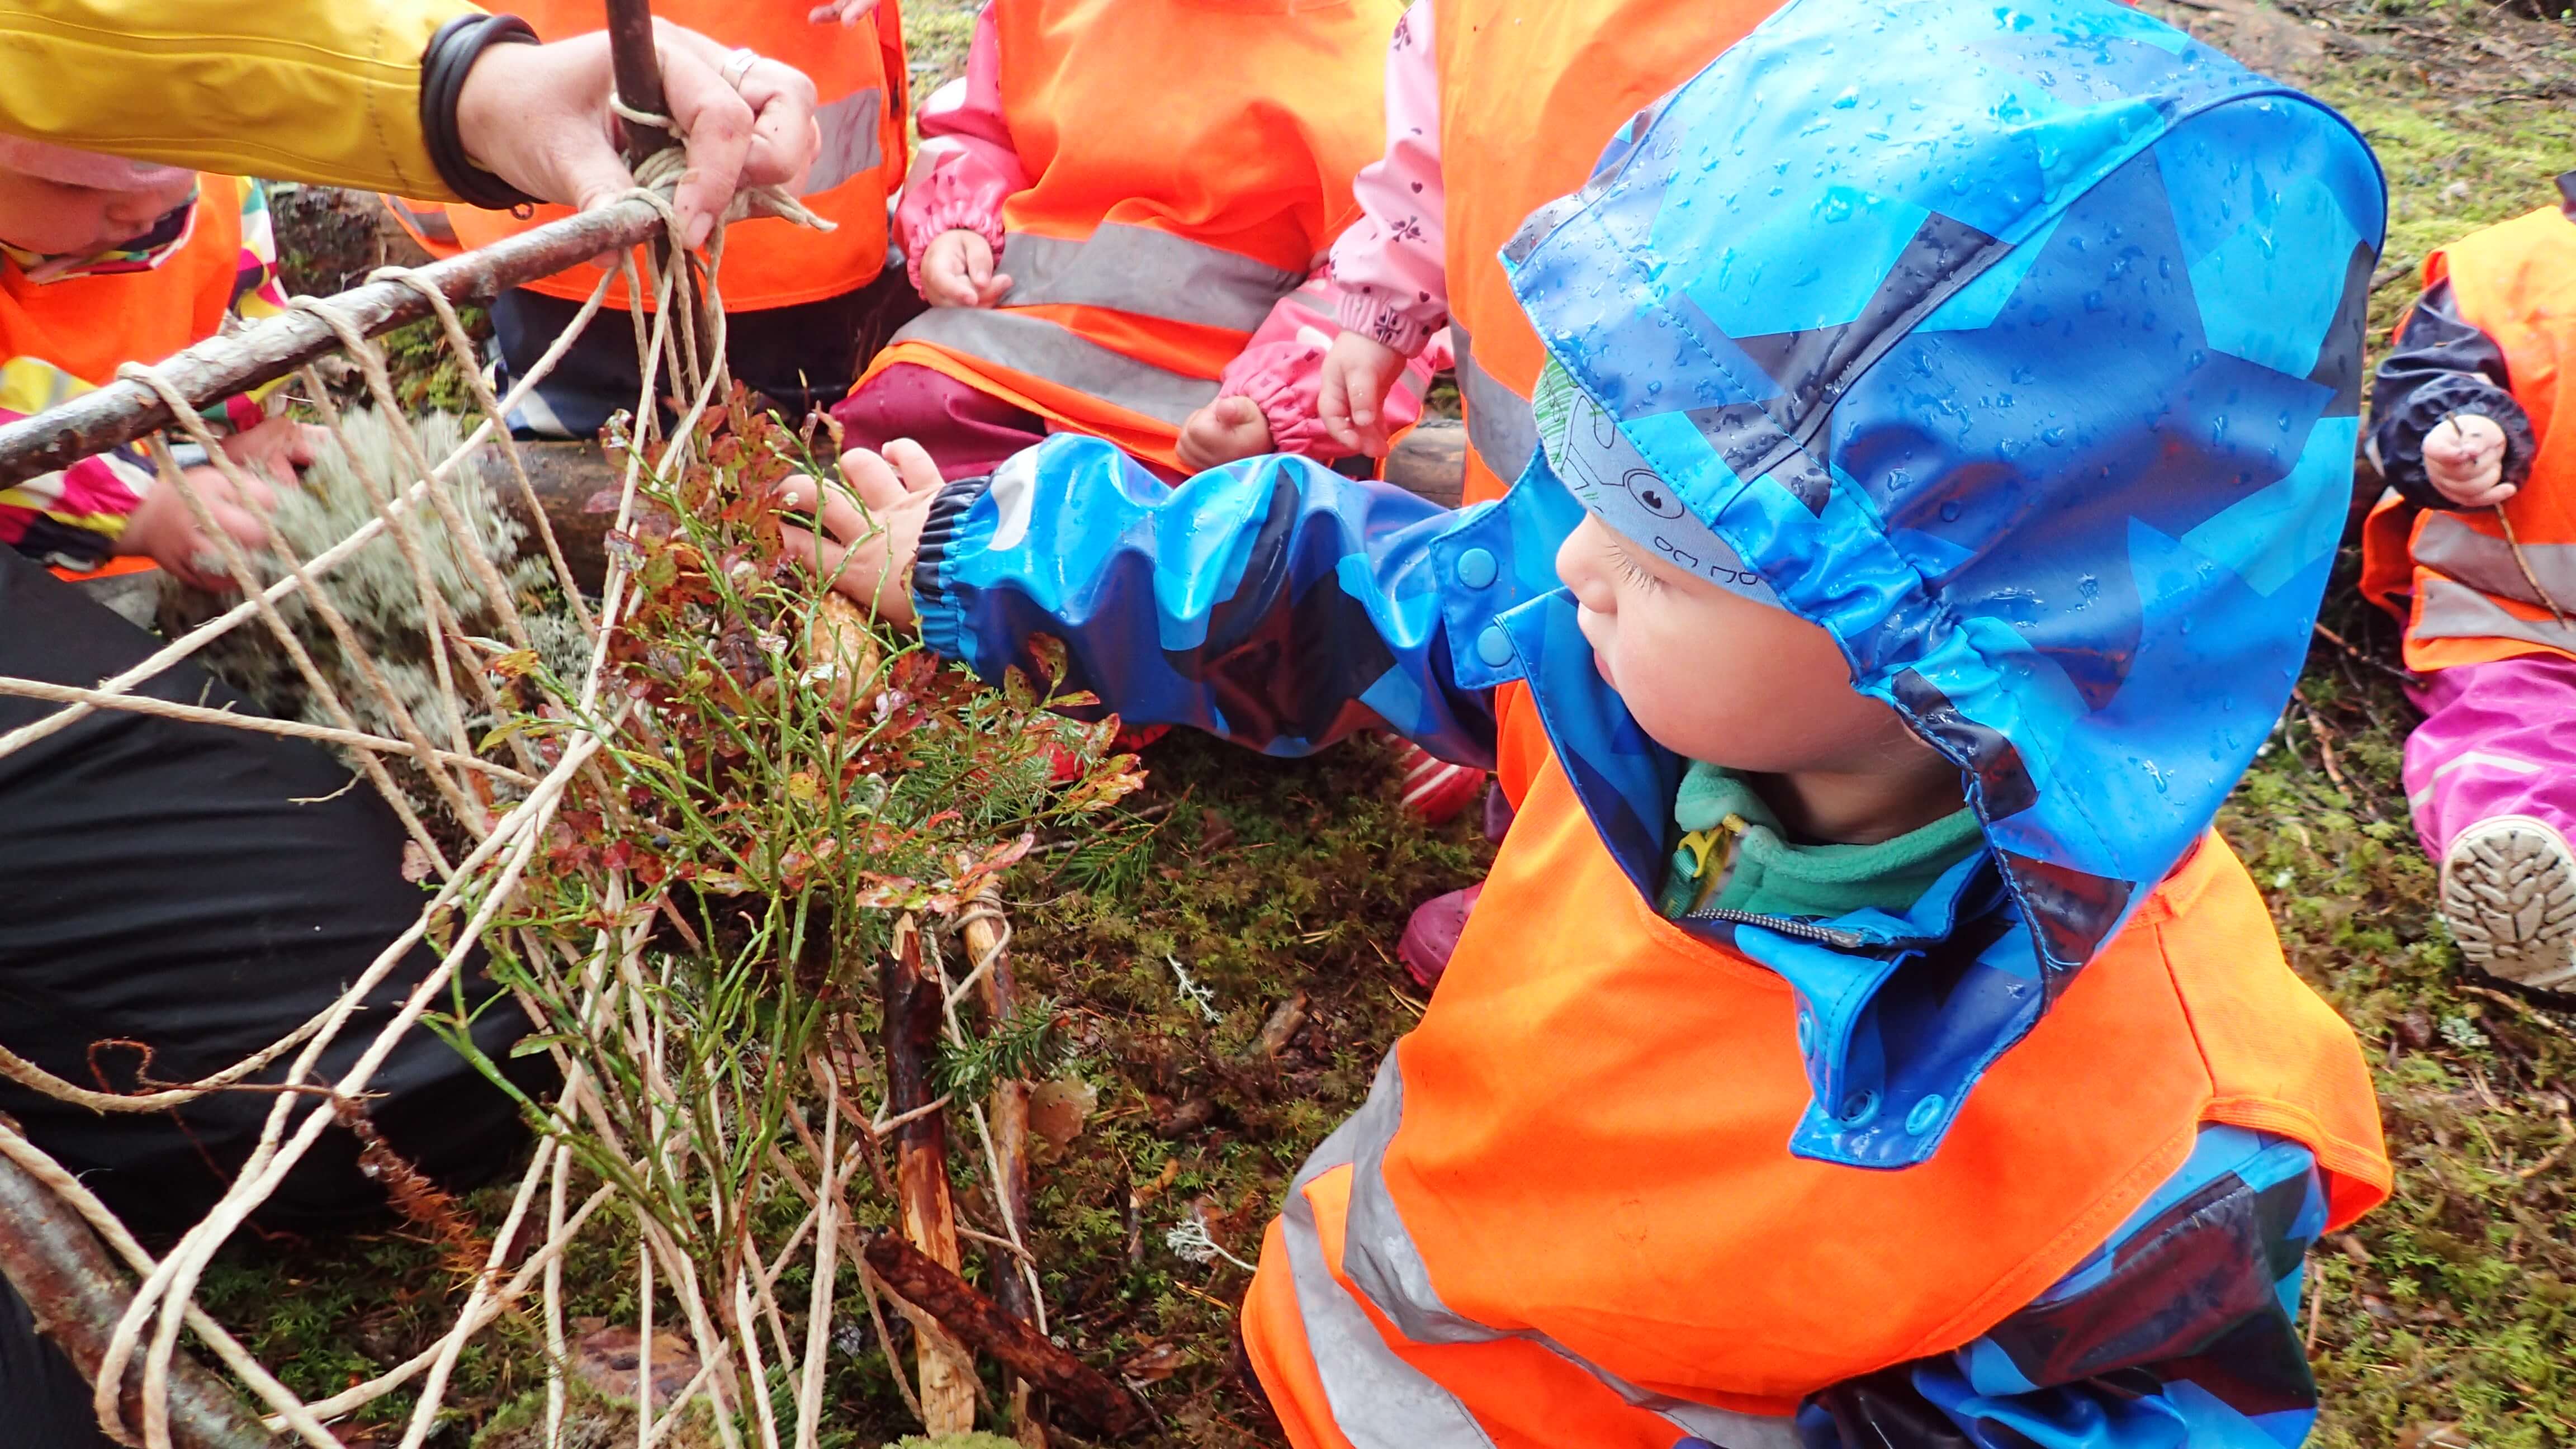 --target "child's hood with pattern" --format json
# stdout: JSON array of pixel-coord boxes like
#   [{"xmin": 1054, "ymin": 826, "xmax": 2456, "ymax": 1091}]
[{"xmin": 1438, "ymin": 0, "xmax": 2384, "ymax": 1164}]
